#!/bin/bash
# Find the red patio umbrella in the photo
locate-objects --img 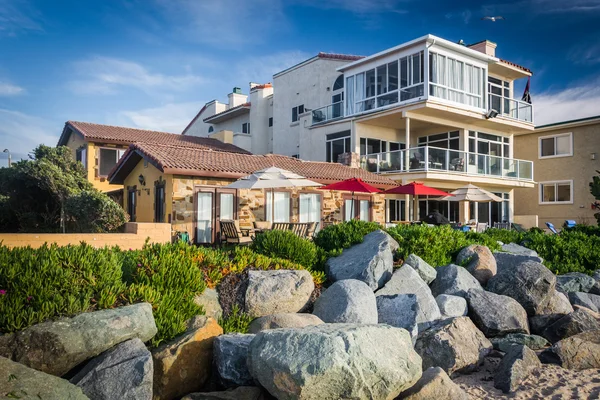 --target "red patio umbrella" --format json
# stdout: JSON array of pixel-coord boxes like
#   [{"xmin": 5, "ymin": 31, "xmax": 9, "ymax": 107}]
[
  {"xmin": 383, "ymin": 182, "xmax": 453, "ymax": 222},
  {"xmin": 319, "ymin": 178, "xmax": 381, "ymax": 220}
]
